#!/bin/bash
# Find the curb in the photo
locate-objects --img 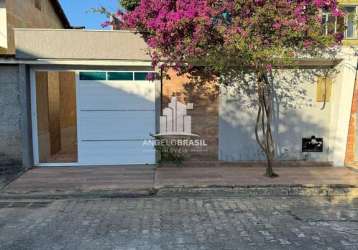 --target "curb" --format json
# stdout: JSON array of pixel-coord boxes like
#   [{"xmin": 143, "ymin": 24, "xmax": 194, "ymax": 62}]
[
  {"xmin": 0, "ymin": 189, "xmax": 158, "ymax": 200},
  {"xmin": 156, "ymin": 184, "xmax": 358, "ymax": 197},
  {"xmin": 0, "ymin": 185, "xmax": 357, "ymax": 200}
]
